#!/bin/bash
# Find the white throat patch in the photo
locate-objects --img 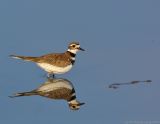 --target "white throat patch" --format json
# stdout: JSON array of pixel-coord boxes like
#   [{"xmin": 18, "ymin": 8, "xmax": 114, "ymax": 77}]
[
  {"xmin": 68, "ymin": 99, "xmax": 79, "ymax": 104},
  {"xmin": 67, "ymin": 49, "xmax": 78, "ymax": 54}
]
